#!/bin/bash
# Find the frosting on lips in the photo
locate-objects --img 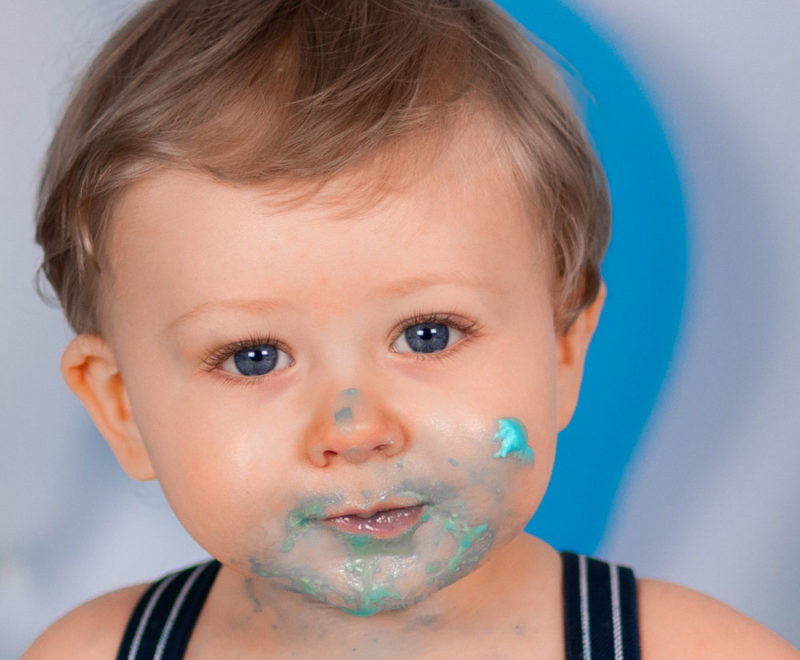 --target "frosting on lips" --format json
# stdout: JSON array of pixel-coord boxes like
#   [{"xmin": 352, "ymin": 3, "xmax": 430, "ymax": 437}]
[{"xmin": 322, "ymin": 504, "xmax": 424, "ymax": 539}]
